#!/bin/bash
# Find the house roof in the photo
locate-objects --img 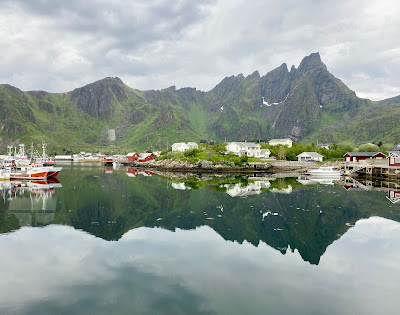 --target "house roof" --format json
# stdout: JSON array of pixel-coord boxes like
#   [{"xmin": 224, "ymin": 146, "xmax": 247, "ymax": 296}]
[
  {"xmin": 316, "ymin": 143, "xmax": 329, "ymax": 147},
  {"xmin": 343, "ymin": 152, "xmax": 387, "ymax": 157},
  {"xmin": 126, "ymin": 152, "xmax": 137, "ymax": 156},
  {"xmin": 389, "ymin": 143, "xmax": 400, "ymax": 151},
  {"xmin": 139, "ymin": 153, "xmax": 153, "ymax": 158},
  {"xmin": 172, "ymin": 142, "xmax": 186, "ymax": 146},
  {"xmin": 269, "ymin": 138, "xmax": 292, "ymax": 142},
  {"xmin": 389, "ymin": 151, "xmax": 400, "ymax": 157},
  {"xmin": 228, "ymin": 142, "xmax": 261, "ymax": 148},
  {"xmin": 296, "ymin": 152, "xmax": 323, "ymax": 158}
]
